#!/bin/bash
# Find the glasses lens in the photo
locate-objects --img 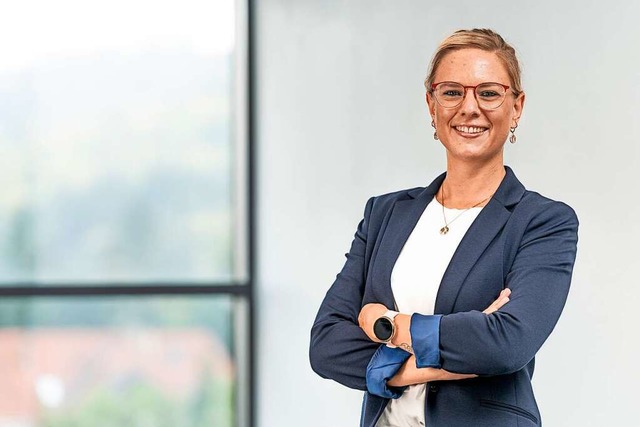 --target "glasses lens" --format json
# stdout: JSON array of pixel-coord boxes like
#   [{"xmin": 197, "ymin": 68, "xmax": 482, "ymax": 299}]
[
  {"xmin": 475, "ymin": 83, "xmax": 507, "ymax": 109},
  {"xmin": 434, "ymin": 82, "xmax": 464, "ymax": 107}
]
